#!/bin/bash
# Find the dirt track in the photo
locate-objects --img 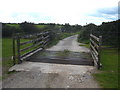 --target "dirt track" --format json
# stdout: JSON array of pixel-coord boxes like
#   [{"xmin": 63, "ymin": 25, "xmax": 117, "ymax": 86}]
[
  {"xmin": 2, "ymin": 35, "xmax": 100, "ymax": 88},
  {"xmin": 46, "ymin": 34, "xmax": 89, "ymax": 52}
]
